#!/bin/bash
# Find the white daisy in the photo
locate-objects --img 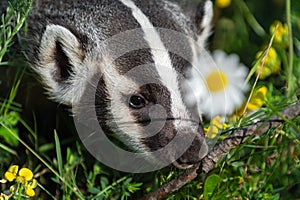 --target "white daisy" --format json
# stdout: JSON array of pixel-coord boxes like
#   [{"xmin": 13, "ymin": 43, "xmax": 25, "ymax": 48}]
[{"xmin": 186, "ymin": 50, "xmax": 248, "ymax": 118}]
